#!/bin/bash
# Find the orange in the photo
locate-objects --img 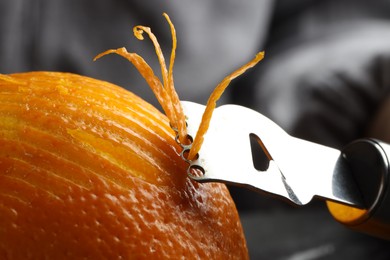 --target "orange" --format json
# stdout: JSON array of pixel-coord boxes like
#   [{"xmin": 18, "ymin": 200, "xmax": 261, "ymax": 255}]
[{"xmin": 0, "ymin": 72, "xmax": 248, "ymax": 259}]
